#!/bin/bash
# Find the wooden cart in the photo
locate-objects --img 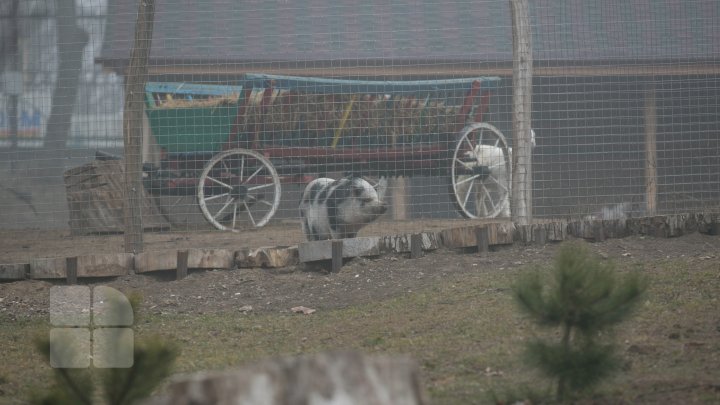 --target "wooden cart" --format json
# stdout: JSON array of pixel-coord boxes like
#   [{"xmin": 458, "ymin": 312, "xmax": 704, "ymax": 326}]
[{"xmin": 143, "ymin": 74, "xmax": 511, "ymax": 231}]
